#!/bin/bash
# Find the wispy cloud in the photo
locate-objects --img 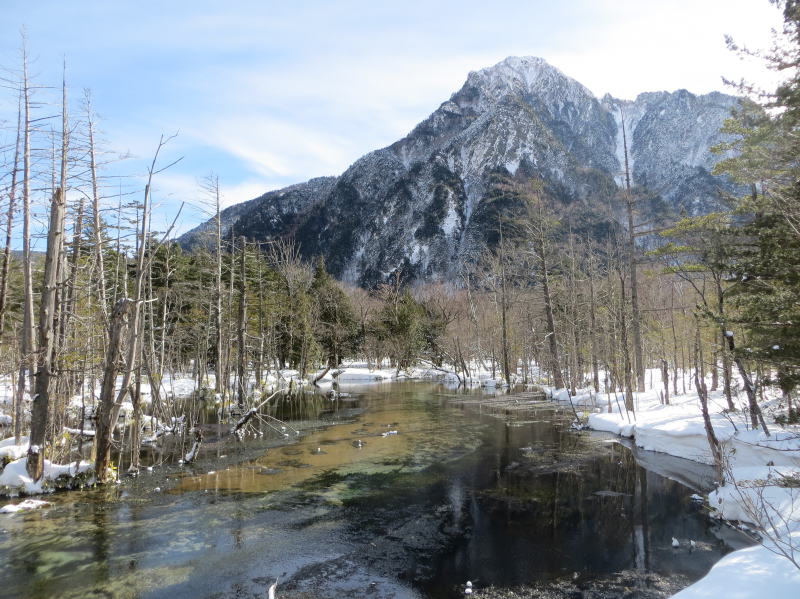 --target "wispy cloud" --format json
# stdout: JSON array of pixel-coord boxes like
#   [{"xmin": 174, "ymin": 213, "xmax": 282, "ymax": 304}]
[{"xmin": 0, "ymin": 0, "xmax": 786, "ymax": 236}]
